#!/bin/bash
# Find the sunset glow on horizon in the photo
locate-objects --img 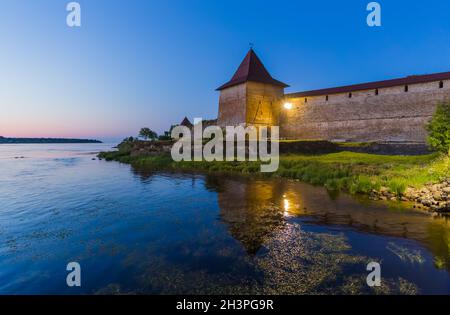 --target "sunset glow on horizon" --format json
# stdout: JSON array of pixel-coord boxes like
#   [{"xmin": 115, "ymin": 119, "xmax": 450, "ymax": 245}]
[{"xmin": 1, "ymin": 0, "xmax": 450, "ymax": 140}]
